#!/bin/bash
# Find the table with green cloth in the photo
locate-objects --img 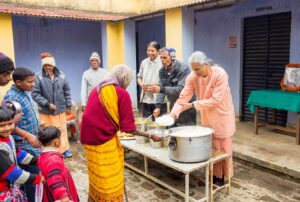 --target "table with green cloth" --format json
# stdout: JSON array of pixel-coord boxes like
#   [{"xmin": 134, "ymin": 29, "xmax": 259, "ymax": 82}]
[{"xmin": 247, "ymin": 89, "xmax": 300, "ymax": 144}]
